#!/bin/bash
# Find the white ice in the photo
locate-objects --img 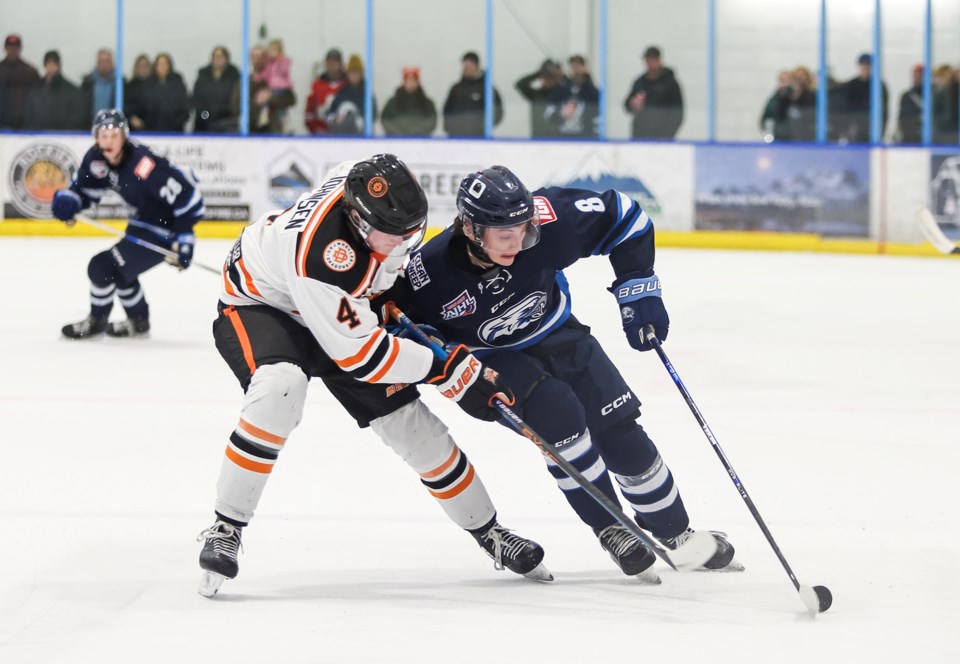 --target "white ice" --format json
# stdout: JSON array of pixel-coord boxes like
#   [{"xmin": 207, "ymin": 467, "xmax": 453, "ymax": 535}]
[{"xmin": 1, "ymin": 237, "xmax": 957, "ymax": 663}]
